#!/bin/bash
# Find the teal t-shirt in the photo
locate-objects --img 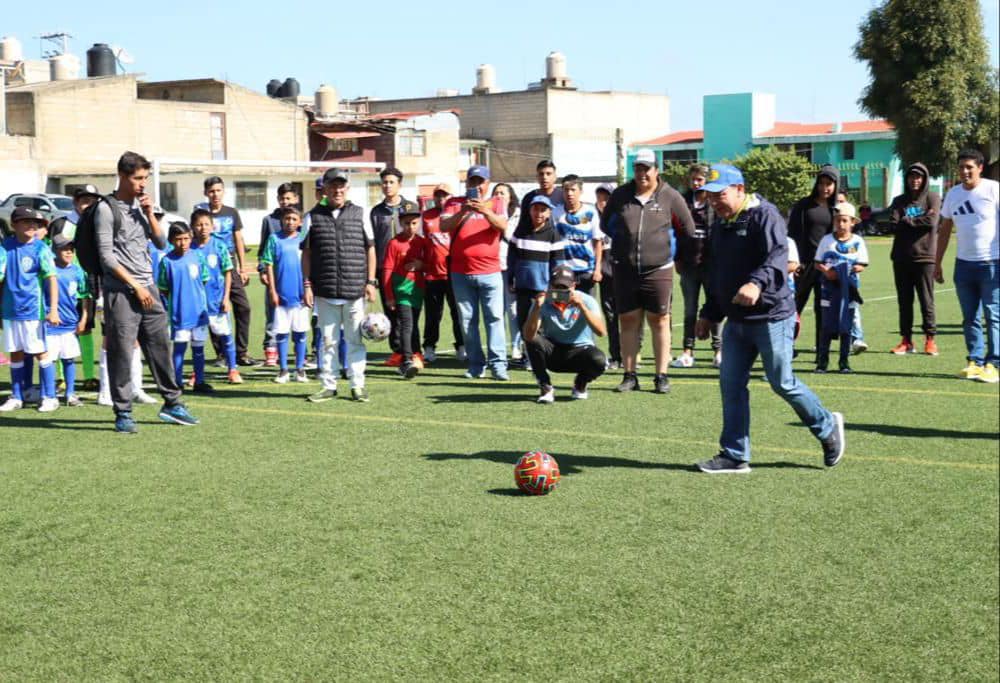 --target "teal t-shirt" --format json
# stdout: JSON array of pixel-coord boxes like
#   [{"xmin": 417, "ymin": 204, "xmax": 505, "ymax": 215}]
[{"xmin": 533, "ymin": 291, "xmax": 600, "ymax": 346}]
